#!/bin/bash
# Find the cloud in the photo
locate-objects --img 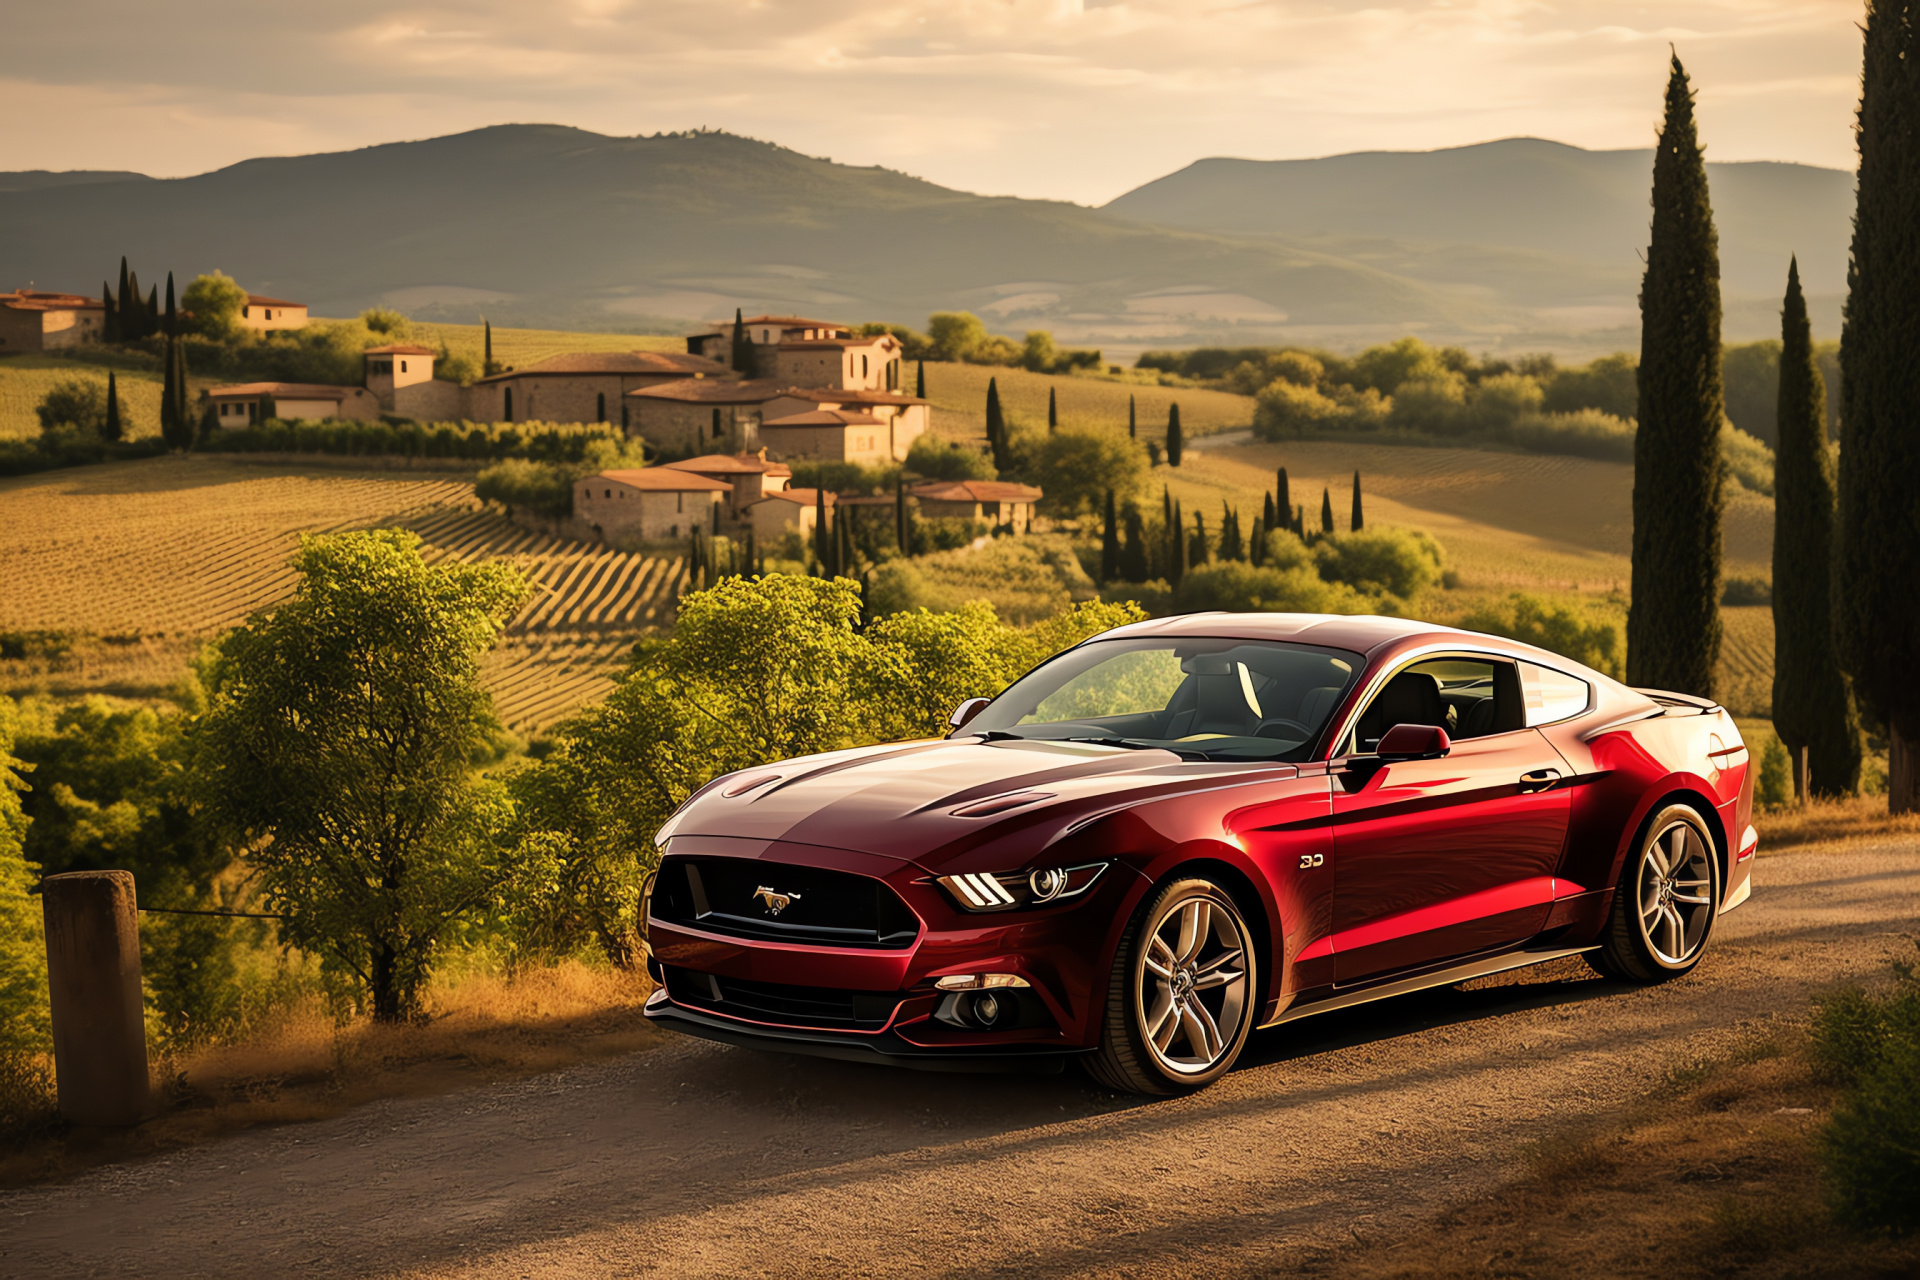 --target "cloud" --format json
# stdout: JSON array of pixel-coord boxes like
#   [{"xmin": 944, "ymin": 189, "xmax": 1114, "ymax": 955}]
[{"xmin": 0, "ymin": 0, "xmax": 1865, "ymax": 201}]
